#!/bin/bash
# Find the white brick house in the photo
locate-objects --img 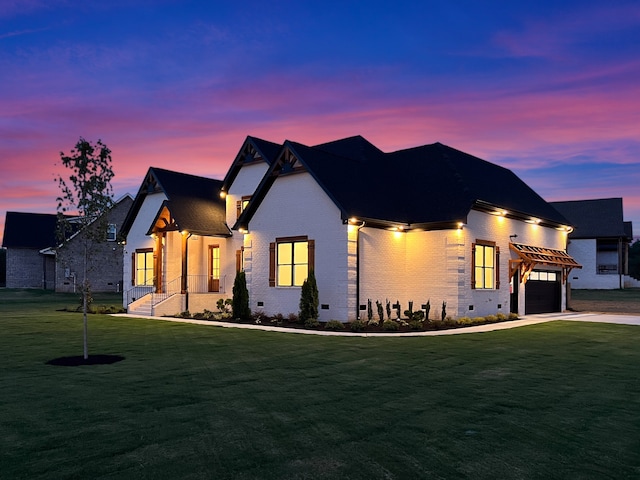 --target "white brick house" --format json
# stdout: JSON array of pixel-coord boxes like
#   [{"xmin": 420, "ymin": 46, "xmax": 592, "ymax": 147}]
[
  {"xmin": 551, "ymin": 198, "xmax": 633, "ymax": 289},
  {"xmin": 122, "ymin": 135, "xmax": 581, "ymax": 320}
]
